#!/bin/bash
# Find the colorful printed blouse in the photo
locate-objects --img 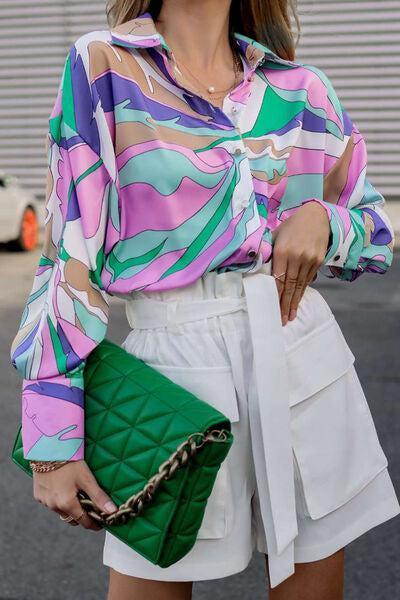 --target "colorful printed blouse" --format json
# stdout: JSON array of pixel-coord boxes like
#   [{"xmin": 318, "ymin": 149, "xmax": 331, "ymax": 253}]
[{"xmin": 10, "ymin": 12, "xmax": 395, "ymax": 461}]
